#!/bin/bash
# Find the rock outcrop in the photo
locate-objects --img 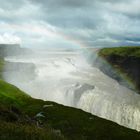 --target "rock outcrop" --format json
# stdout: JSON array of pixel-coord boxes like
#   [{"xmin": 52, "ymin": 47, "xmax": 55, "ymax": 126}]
[
  {"xmin": 0, "ymin": 44, "xmax": 32, "ymax": 58},
  {"xmin": 97, "ymin": 47, "xmax": 140, "ymax": 93}
]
